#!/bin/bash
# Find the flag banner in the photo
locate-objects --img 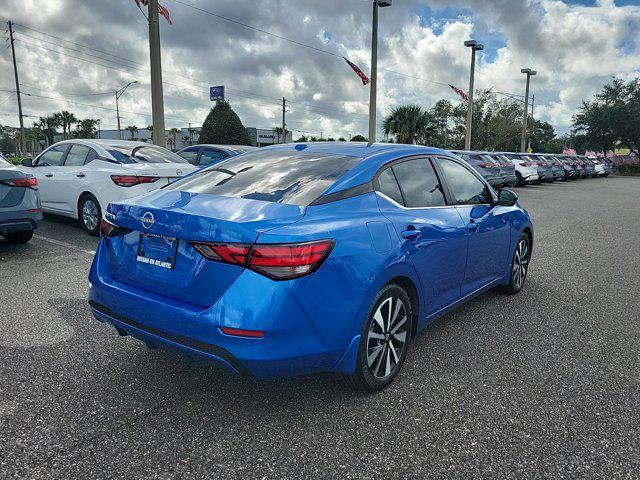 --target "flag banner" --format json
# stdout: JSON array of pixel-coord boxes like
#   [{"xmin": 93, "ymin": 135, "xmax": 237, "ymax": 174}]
[
  {"xmin": 448, "ymin": 84, "xmax": 469, "ymax": 102},
  {"xmin": 135, "ymin": 0, "xmax": 173, "ymax": 25},
  {"xmin": 343, "ymin": 57, "xmax": 370, "ymax": 86}
]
